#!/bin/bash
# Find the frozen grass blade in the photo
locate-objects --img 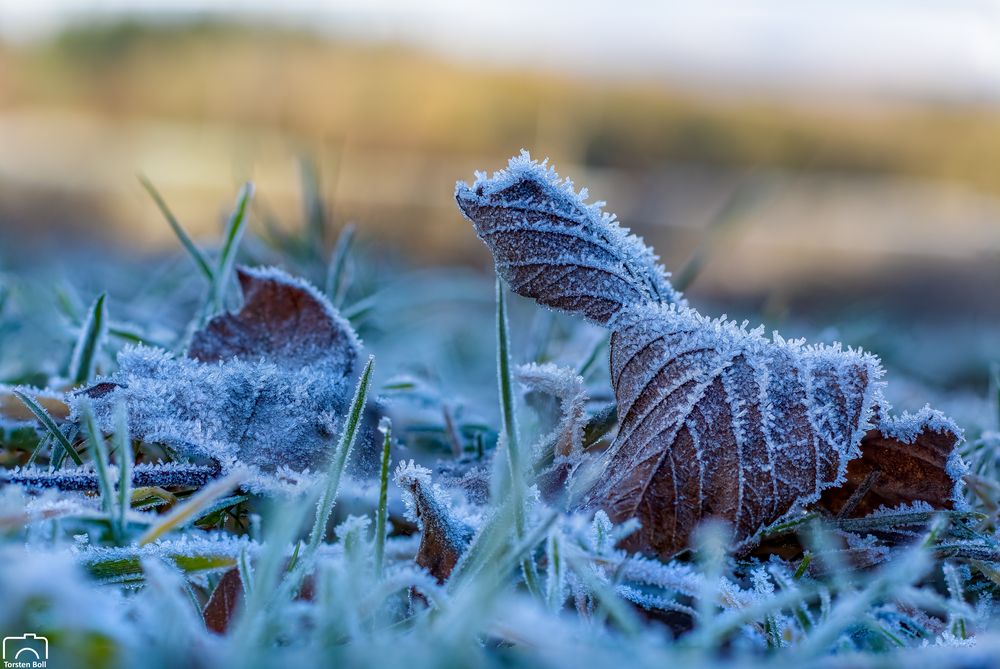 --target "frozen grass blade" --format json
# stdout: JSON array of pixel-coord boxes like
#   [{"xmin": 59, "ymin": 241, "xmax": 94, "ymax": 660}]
[
  {"xmin": 496, "ymin": 278, "xmax": 541, "ymax": 597},
  {"xmin": 238, "ymin": 546, "xmax": 255, "ymax": 597},
  {"xmin": 576, "ymin": 335, "xmax": 607, "ymax": 378},
  {"xmin": 138, "ymin": 175, "xmax": 214, "ymax": 281},
  {"xmin": 69, "ymin": 292, "xmax": 107, "ymax": 385},
  {"xmin": 12, "ymin": 389, "xmax": 83, "ymax": 465},
  {"xmin": 300, "ymin": 156, "xmax": 329, "ymax": 252},
  {"xmin": 79, "ymin": 399, "xmax": 119, "ymax": 541},
  {"xmin": 308, "ymin": 355, "xmax": 374, "ymax": 554},
  {"xmin": 325, "ymin": 223, "xmax": 356, "ymax": 306},
  {"xmin": 212, "ymin": 182, "xmax": 254, "ymax": 312},
  {"xmin": 138, "ymin": 468, "xmax": 246, "ymax": 545},
  {"xmin": 374, "ymin": 416, "xmax": 392, "ymax": 577},
  {"xmin": 113, "ymin": 402, "xmax": 132, "ymax": 539}
]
